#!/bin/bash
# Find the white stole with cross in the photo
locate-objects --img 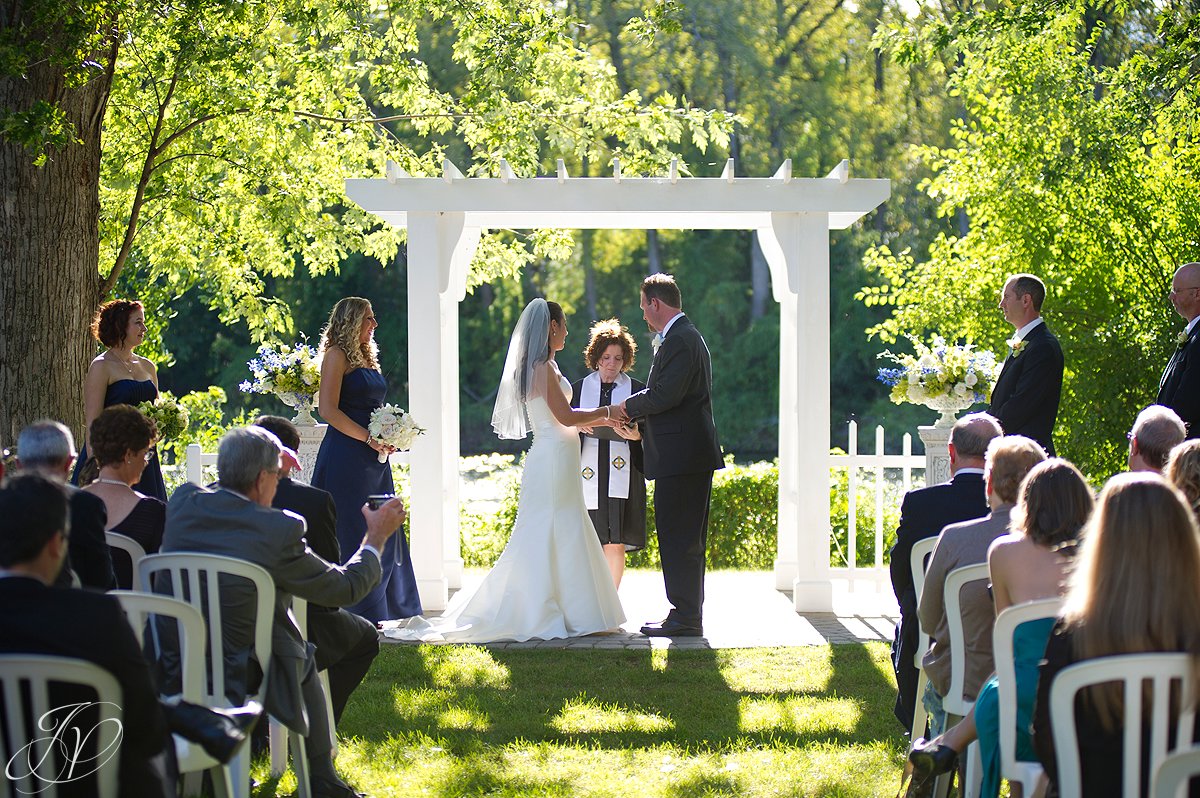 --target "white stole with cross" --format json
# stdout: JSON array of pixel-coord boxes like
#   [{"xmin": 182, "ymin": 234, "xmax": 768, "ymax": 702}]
[{"xmin": 580, "ymin": 371, "xmax": 632, "ymax": 509}]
